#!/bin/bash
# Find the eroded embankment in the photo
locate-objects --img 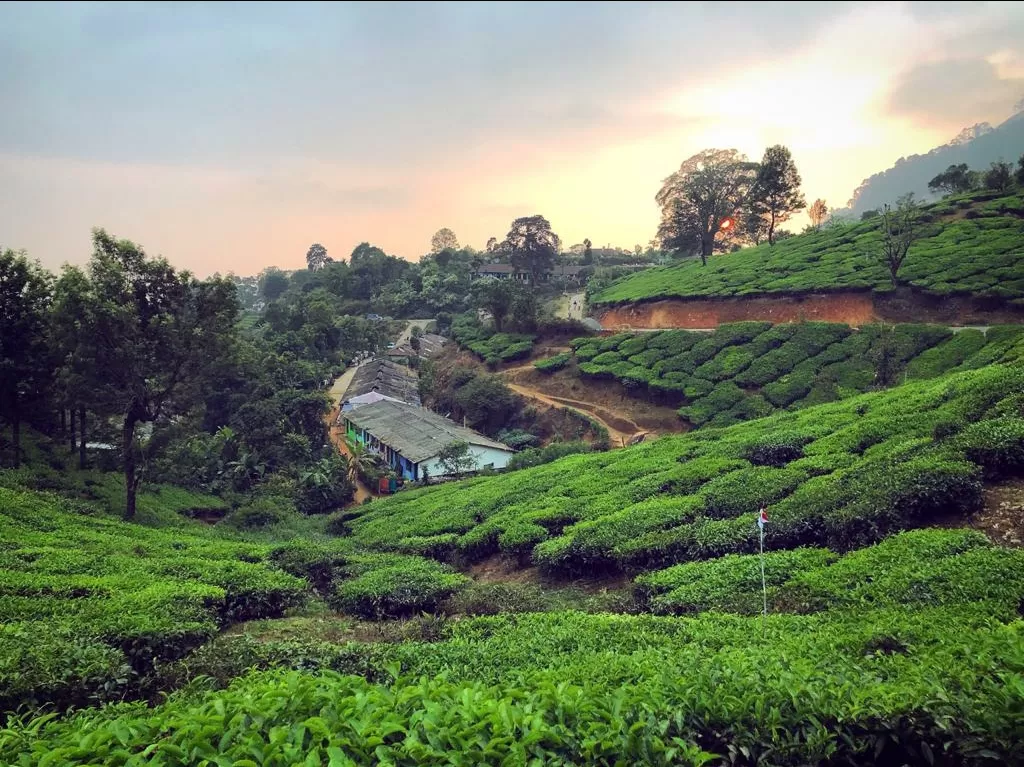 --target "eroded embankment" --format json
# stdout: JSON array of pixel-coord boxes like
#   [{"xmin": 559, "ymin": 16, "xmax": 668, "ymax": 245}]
[{"xmin": 598, "ymin": 290, "xmax": 1024, "ymax": 329}]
